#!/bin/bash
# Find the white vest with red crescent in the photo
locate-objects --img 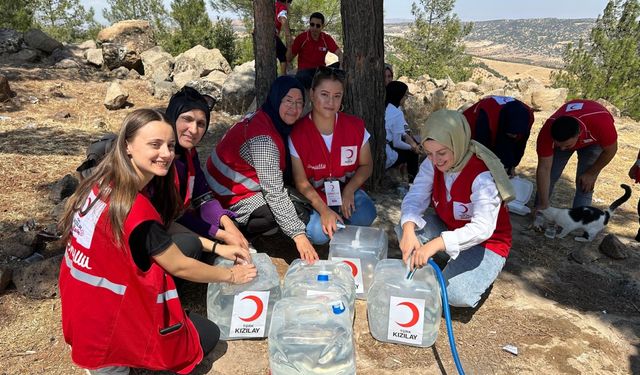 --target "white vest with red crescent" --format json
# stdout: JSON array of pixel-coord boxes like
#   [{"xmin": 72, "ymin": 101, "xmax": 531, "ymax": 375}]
[
  {"xmin": 432, "ymin": 156, "xmax": 512, "ymax": 257},
  {"xmin": 59, "ymin": 188, "xmax": 203, "ymax": 373}
]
